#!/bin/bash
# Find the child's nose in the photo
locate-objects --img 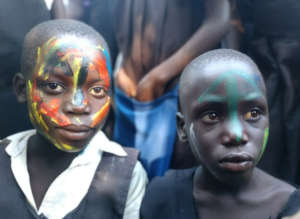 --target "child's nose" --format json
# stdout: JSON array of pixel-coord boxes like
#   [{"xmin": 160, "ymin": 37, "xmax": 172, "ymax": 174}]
[
  {"xmin": 221, "ymin": 131, "xmax": 249, "ymax": 147},
  {"xmin": 63, "ymin": 100, "xmax": 91, "ymax": 115},
  {"xmin": 221, "ymin": 119, "xmax": 248, "ymax": 147}
]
